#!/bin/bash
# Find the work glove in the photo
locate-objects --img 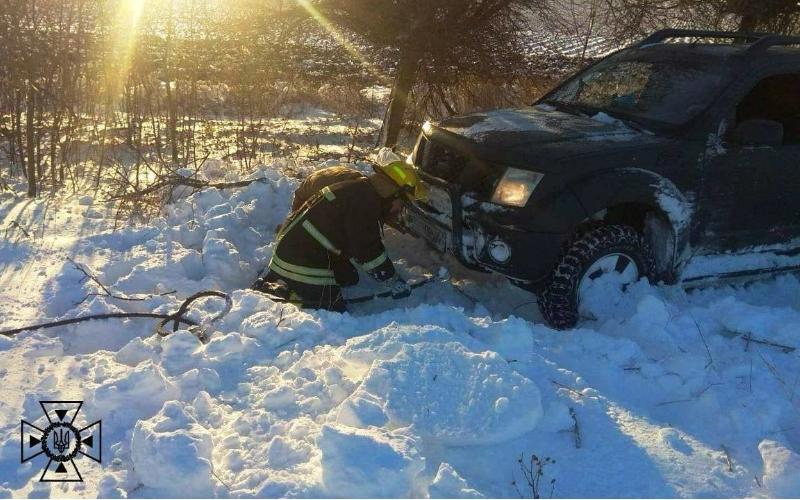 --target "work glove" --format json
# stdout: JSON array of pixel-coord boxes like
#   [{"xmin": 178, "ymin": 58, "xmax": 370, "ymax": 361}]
[{"xmin": 385, "ymin": 275, "xmax": 411, "ymax": 299}]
